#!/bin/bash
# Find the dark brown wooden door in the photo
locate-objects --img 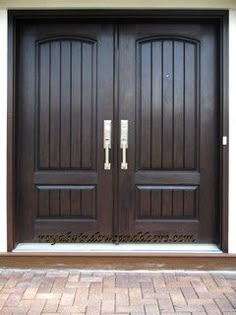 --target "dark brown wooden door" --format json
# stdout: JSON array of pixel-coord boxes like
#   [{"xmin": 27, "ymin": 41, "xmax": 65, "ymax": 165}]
[
  {"xmin": 16, "ymin": 19, "xmax": 220, "ymax": 244},
  {"xmin": 16, "ymin": 21, "xmax": 114, "ymax": 242},
  {"xmin": 118, "ymin": 22, "xmax": 220, "ymax": 243}
]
